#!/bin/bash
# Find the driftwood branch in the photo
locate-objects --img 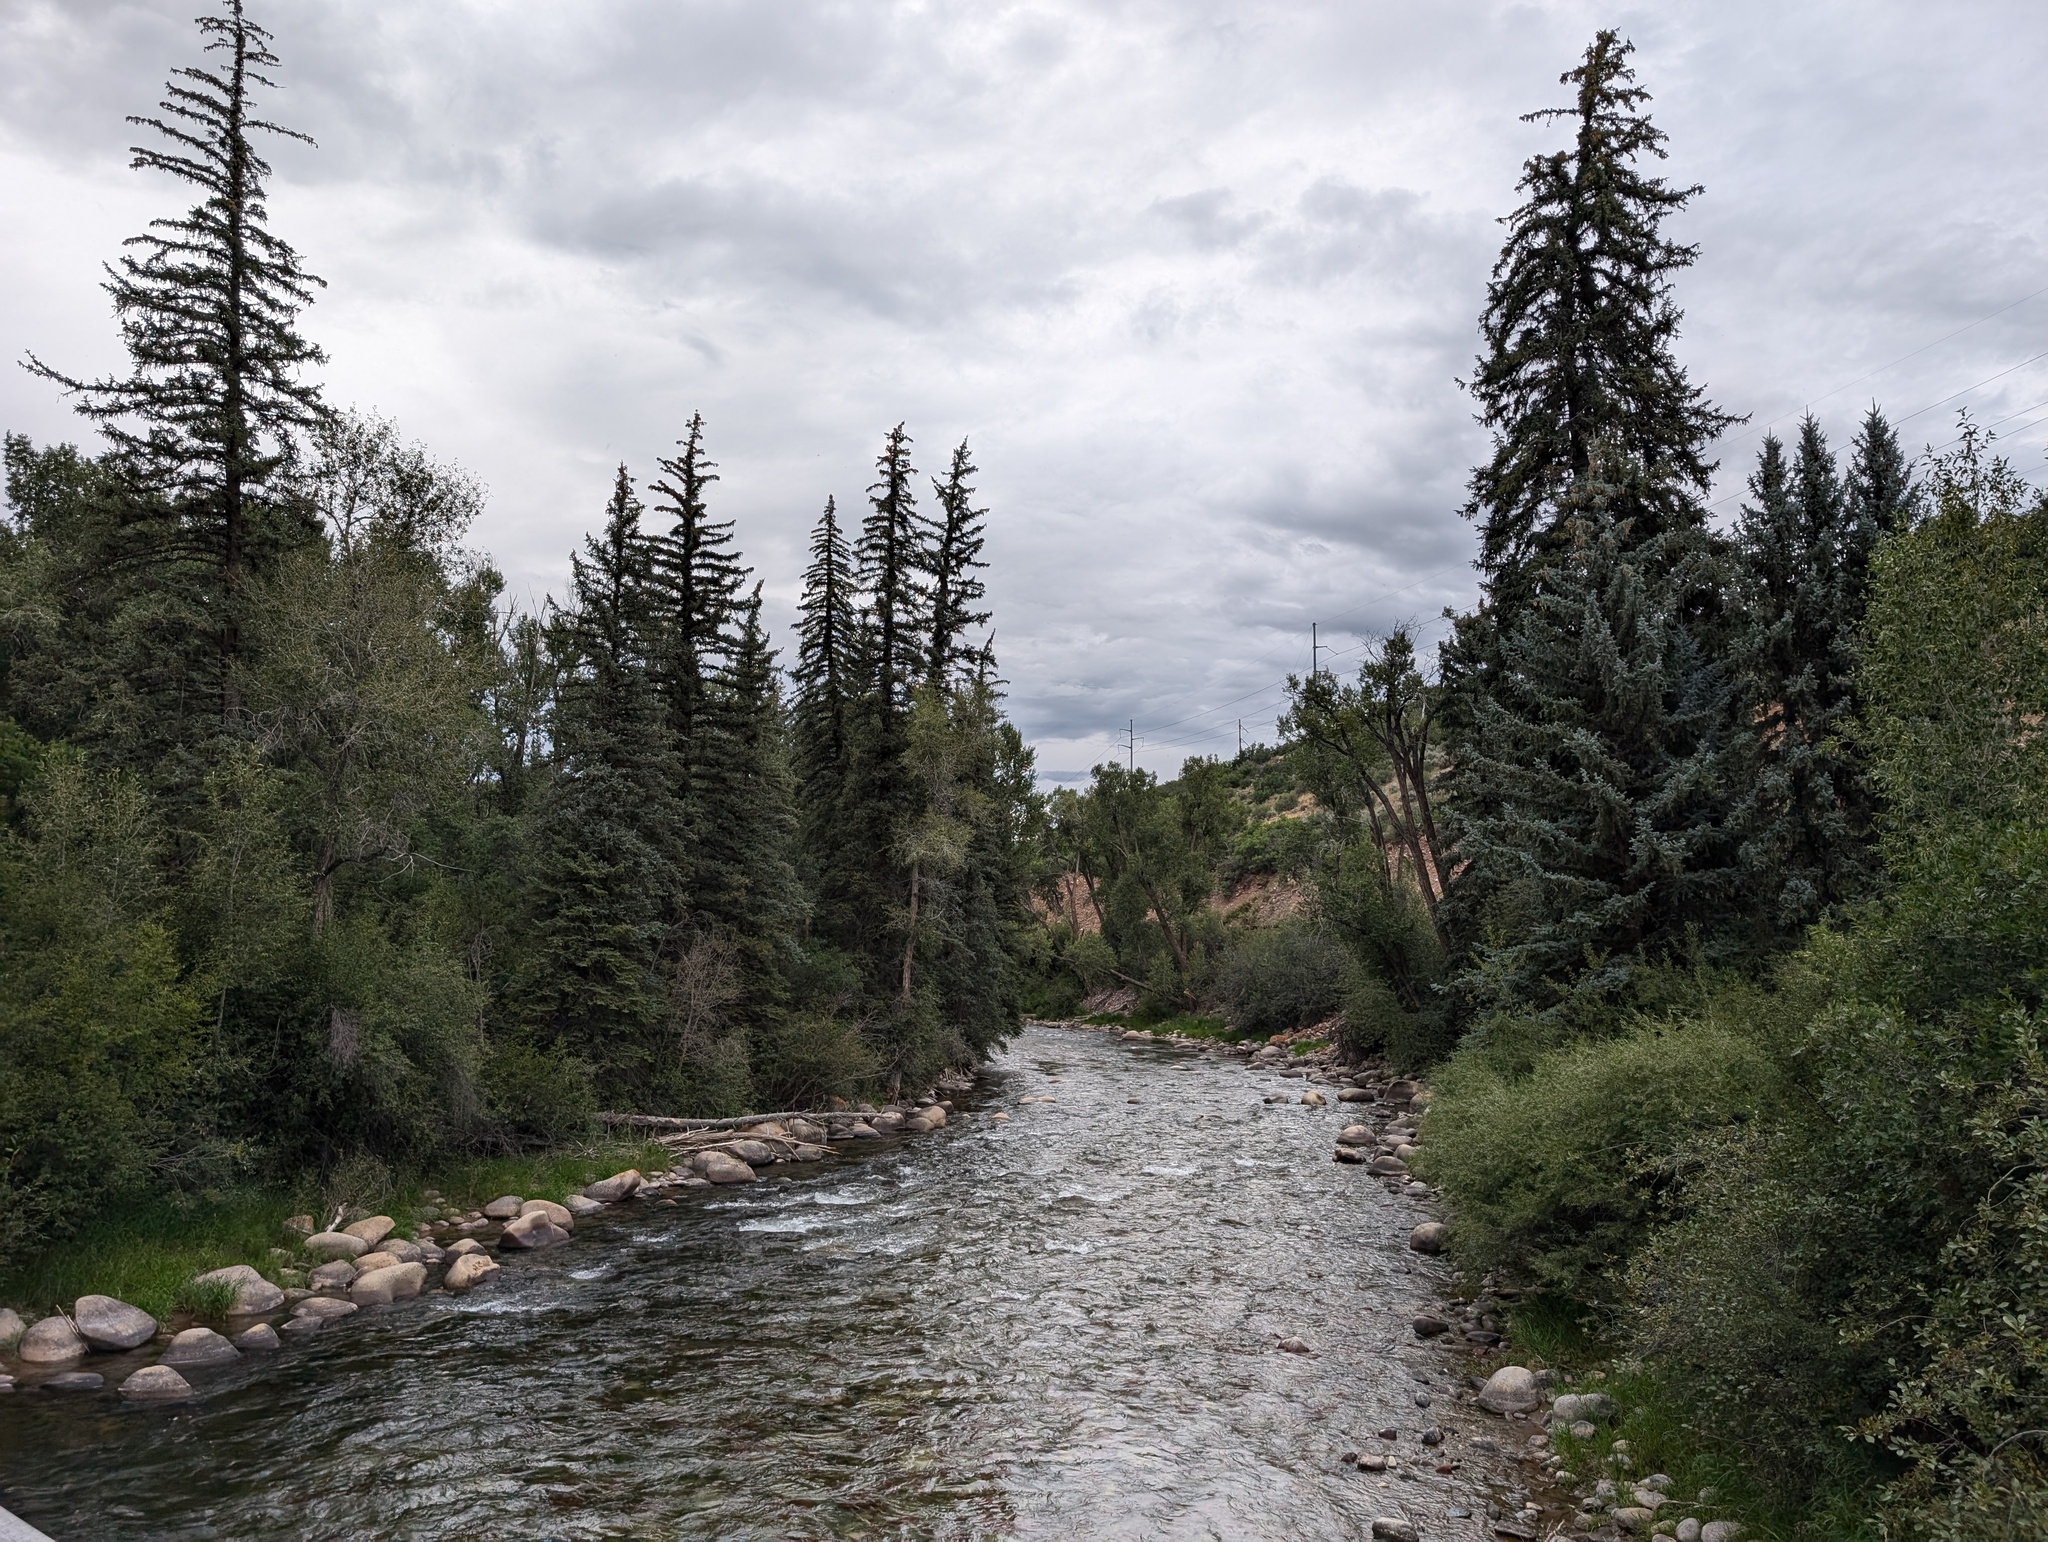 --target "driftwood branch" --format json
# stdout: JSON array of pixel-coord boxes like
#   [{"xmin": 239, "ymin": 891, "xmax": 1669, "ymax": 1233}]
[{"xmin": 597, "ymin": 1110, "xmax": 837, "ymax": 1132}]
